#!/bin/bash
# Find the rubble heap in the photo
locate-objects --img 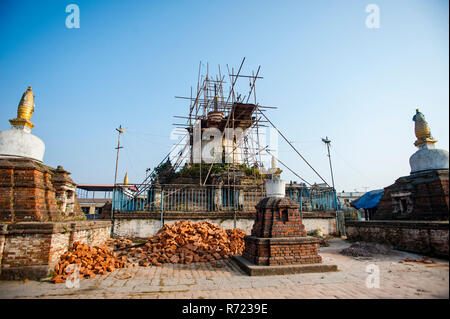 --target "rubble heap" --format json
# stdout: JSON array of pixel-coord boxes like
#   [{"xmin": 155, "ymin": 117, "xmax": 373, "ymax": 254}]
[
  {"xmin": 105, "ymin": 238, "xmax": 135, "ymax": 251},
  {"xmin": 119, "ymin": 221, "xmax": 246, "ymax": 266},
  {"xmin": 52, "ymin": 242, "xmax": 129, "ymax": 283},
  {"xmin": 226, "ymin": 228, "xmax": 246, "ymax": 254},
  {"xmin": 51, "ymin": 222, "xmax": 246, "ymax": 283},
  {"xmin": 340, "ymin": 241, "xmax": 393, "ymax": 257}
]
